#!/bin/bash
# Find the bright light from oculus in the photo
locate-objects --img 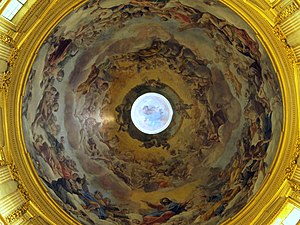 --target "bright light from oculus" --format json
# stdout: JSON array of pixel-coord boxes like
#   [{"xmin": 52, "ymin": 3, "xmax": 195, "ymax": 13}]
[{"xmin": 131, "ymin": 92, "xmax": 173, "ymax": 134}]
